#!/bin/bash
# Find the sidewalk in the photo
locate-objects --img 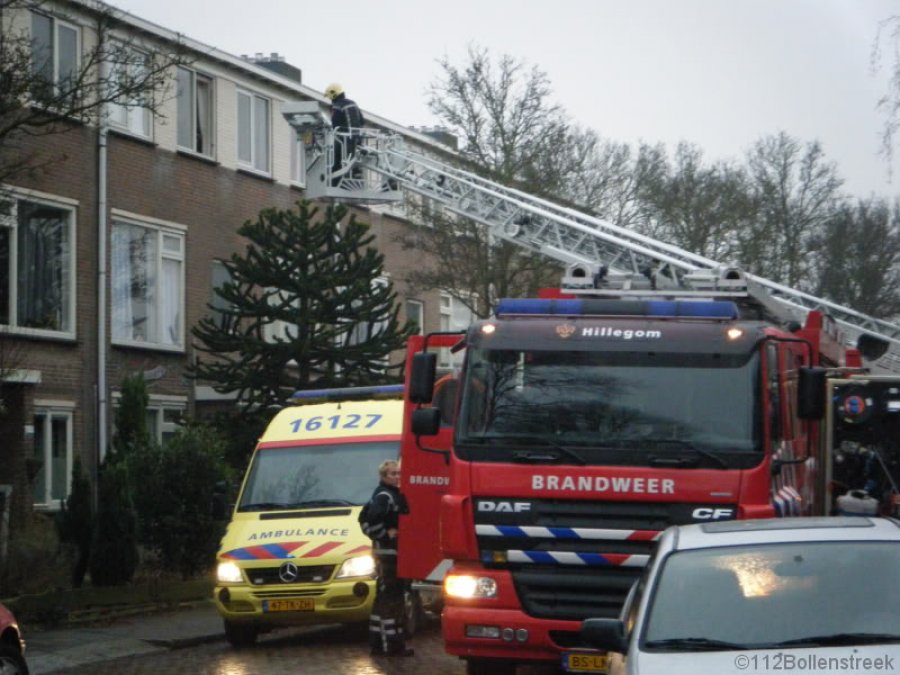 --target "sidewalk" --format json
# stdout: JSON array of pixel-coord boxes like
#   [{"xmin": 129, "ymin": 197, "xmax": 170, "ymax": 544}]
[{"xmin": 25, "ymin": 600, "xmax": 224, "ymax": 675}]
